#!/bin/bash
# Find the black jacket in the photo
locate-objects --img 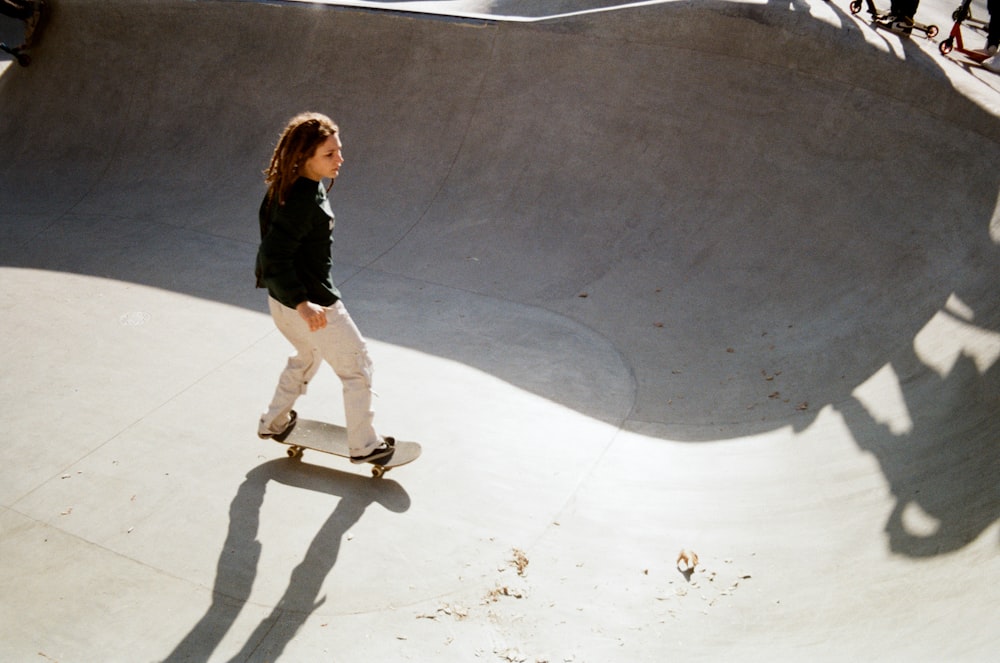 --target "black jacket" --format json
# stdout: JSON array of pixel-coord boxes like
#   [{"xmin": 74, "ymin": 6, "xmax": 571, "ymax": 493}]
[{"xmin": 255, "ymin": 177, "xmax": 341, "ymax": 309}]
